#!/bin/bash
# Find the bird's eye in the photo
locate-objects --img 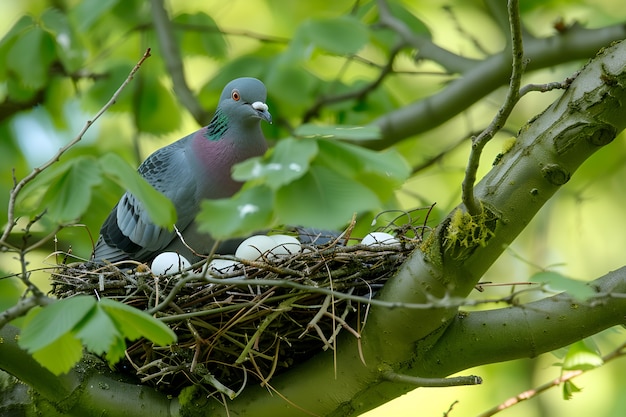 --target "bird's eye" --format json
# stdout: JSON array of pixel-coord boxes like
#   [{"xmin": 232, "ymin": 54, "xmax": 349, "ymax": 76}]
[{"xmin": 231, "ymin": 89, "xmax": 240, "ymax": 101}]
